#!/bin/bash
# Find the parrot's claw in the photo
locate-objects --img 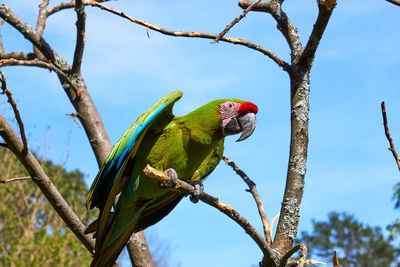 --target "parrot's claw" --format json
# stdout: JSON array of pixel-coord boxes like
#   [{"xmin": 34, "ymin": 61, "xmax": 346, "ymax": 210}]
[
  {"xmin": 161, "ymin": 168, "xmax": 178, "ymax": 188},
  {"xmin": 189, "ymin": 182, "xmax": 204, "ymax": 203}
]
